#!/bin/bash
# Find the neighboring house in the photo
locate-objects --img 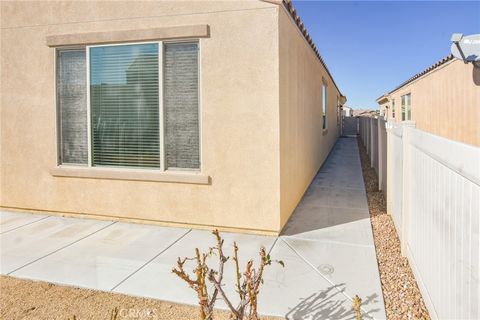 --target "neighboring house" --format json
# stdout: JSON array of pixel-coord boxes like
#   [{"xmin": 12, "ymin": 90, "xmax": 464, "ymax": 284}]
[
  {"xmin": 353, "ymin": 109, "xmax": 377, "ymax": 118},
  {"xmin": 0, "ymin": 1, "xmax": 345, "ymax": 235},
  {"xmin": 376, "ymin": 55, "xmax": 480, "ymax": 146},
  {"xmin": 342, "ymin": 106, "xmax": 353, "ymax": 117},
  {"xmin": 378, "ymin": 104, "xmax": 388, "ymax": 120}
]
